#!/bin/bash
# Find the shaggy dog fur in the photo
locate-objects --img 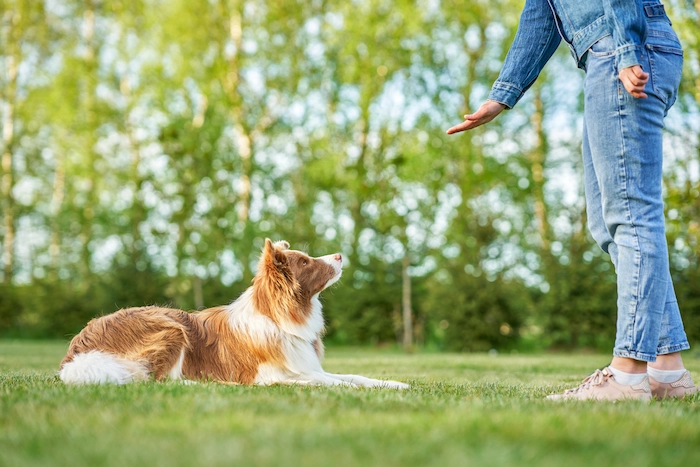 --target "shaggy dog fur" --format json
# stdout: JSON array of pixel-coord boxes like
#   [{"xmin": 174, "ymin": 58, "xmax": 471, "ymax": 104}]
[{"xmin": 59, "ymin": 239, "xmax": 408, "ymax": 389}]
